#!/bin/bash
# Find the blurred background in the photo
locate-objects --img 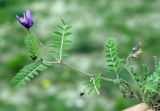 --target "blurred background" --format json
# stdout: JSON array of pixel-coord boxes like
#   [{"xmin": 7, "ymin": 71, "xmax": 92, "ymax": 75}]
[{"xmin": 0, "ymin": 0, "xmax": 160, "ymax": 111}]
